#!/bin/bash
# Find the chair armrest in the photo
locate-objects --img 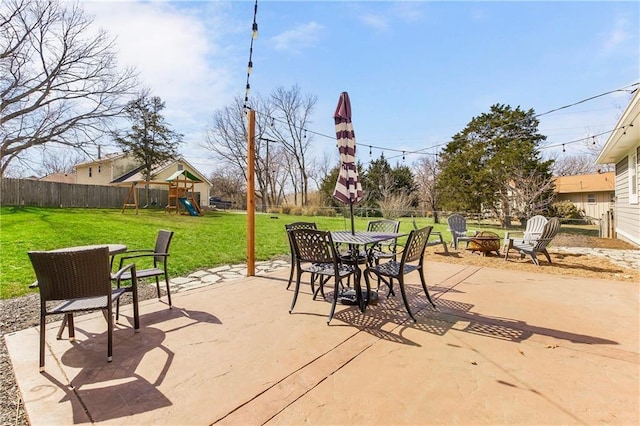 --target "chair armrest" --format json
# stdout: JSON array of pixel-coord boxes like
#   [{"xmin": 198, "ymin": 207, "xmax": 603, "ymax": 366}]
[
  {"xmin": 112, "ymin": 263, "xmax": 137, "ymax": 282},
  {"xmin": 118, "ymin": 252, "xmax": 169, "ymax": 268}
]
